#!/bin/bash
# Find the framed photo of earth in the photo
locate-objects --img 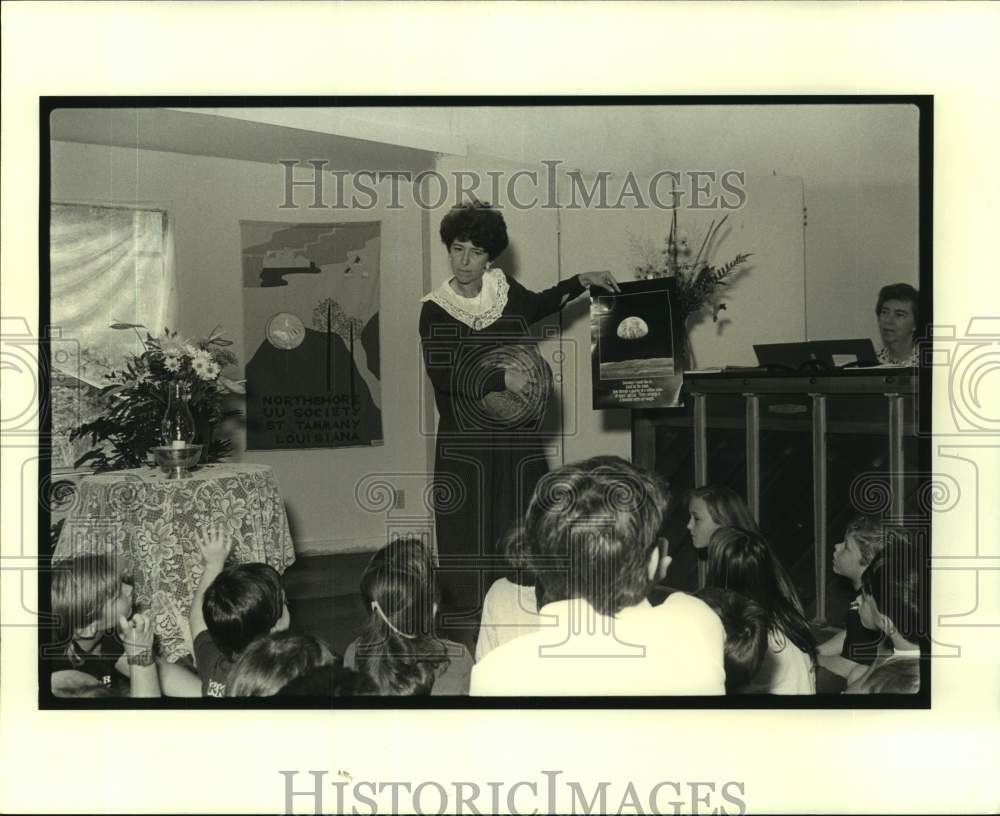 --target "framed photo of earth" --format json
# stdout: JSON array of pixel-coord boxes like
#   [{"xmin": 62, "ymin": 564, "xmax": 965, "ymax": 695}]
[{"xmin": 590, "ymin": 277, "xmax": 686, "ymax": 409}]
